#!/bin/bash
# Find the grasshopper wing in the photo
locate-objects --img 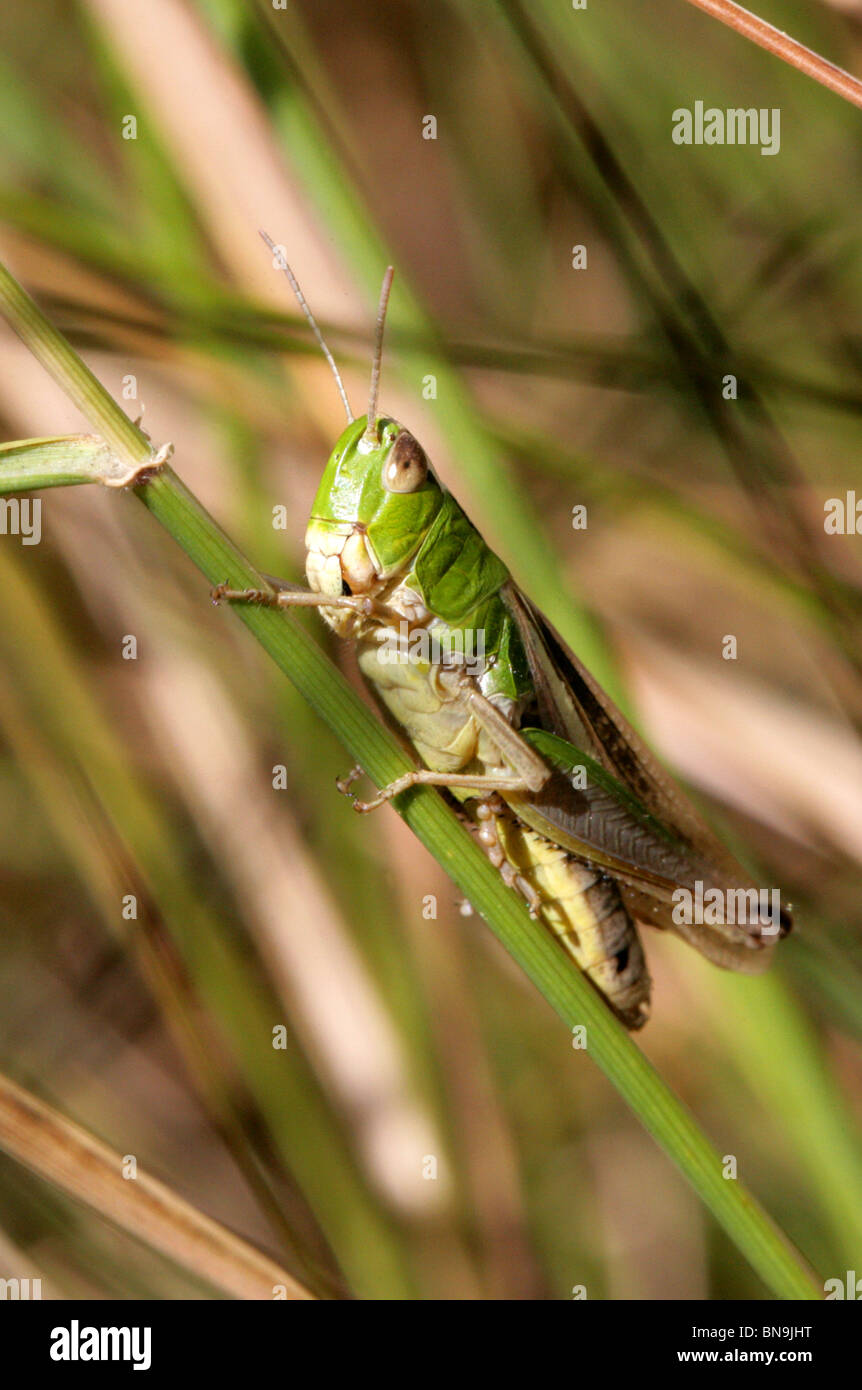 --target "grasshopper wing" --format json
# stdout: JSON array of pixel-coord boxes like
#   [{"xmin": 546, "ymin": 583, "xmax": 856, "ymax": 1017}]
[{"xmin": 501, "ymin": 584, "xmax": 789, "ymax": 971}]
